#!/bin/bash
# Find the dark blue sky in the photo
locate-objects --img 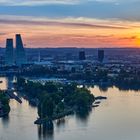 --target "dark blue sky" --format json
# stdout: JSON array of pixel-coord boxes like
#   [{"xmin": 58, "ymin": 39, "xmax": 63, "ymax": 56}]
[
  {"xmin": 0, "ymin": 0, "xmax": 139, "ymax": 21},
  {"xmin": 0, "ymin": 0, "xmax": 140, "ymax": 48}
]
